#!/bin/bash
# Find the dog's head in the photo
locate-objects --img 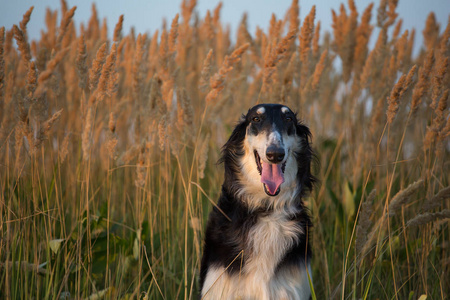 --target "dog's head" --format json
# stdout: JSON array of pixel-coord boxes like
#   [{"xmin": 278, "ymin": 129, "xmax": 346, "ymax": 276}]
[{"xmin": 221, "ymin": 104, "xmax": 315, "ymax": 210}]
